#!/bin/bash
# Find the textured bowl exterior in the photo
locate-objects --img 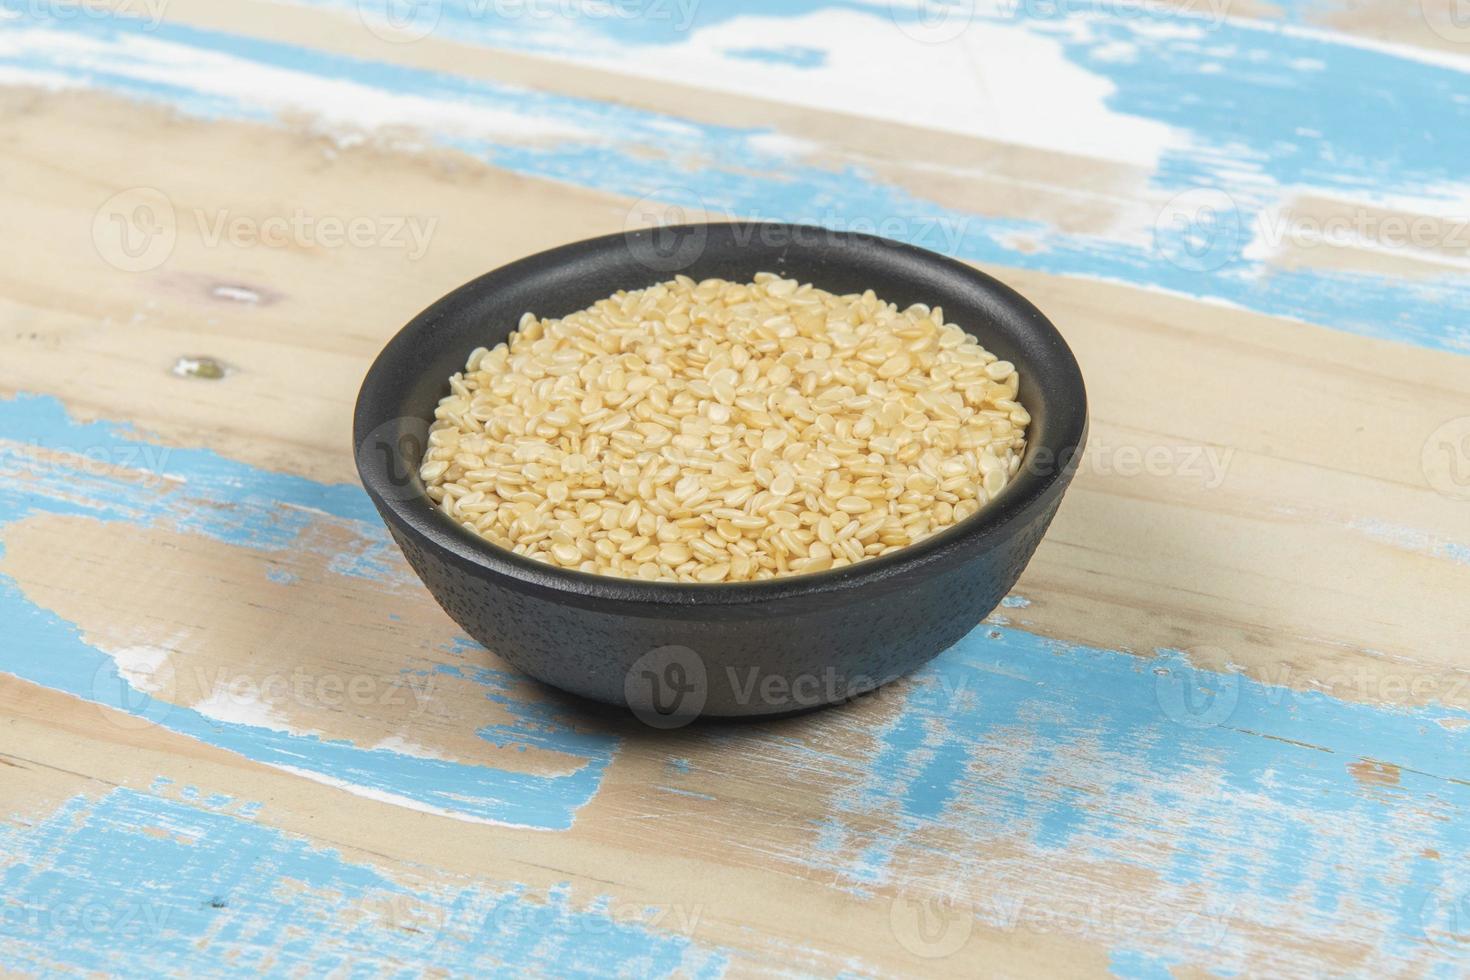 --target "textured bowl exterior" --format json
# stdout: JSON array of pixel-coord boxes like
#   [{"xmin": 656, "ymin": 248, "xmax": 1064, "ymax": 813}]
[
  {"xmin": 384, "ymin": 499, "xmax": 1062, "ymax": 716},
  {"xmin": 355, "ymin": 223, "xmax": 1087, "ymax": 719}
]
